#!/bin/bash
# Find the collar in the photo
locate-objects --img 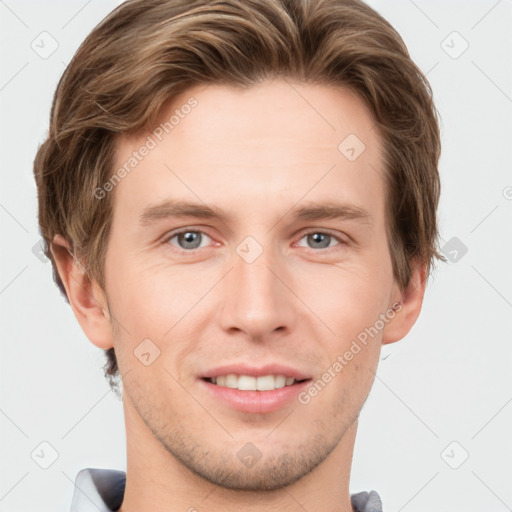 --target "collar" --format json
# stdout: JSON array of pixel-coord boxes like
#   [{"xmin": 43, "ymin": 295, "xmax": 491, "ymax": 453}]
[
  {"xmin": 70, "ymin": 468, "xmax": 125, "ymax": 511},
  {"xmin": 70, "ymin": 468, "xmax": 382, "ymax": 512}
]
